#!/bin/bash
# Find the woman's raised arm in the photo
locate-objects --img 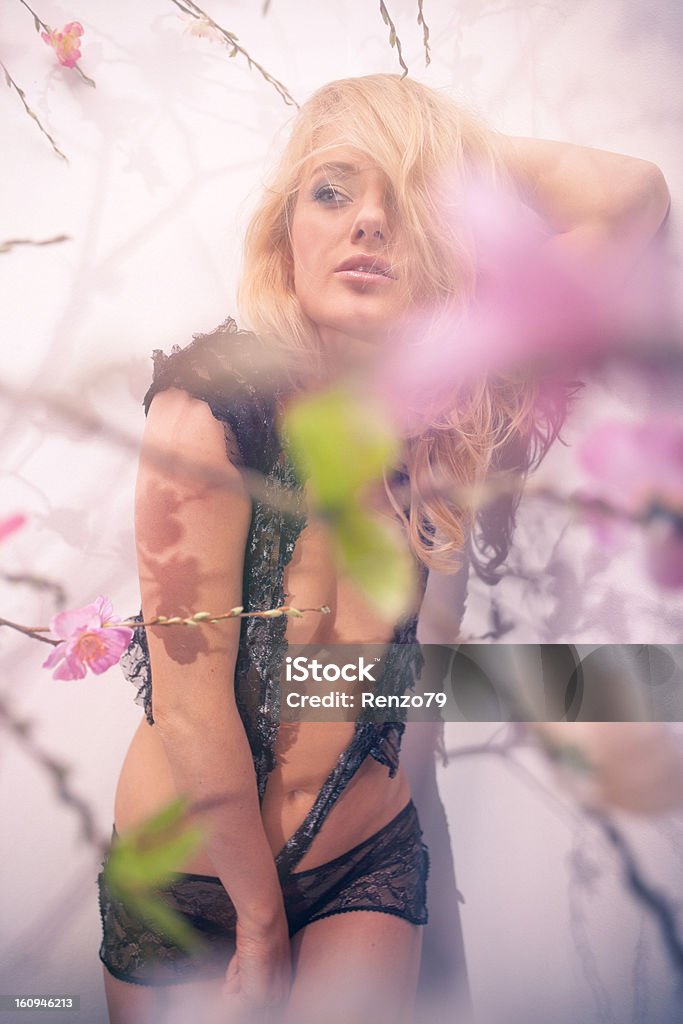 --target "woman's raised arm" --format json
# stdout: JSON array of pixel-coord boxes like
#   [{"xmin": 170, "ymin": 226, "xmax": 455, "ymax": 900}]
[
  {"xmin": 135, "ymin": 385, "xmax": 290, "ymax": 1007},
  {"xmin": 497, "ymin": 134, "xmax": 670, "ymax": 278}
]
